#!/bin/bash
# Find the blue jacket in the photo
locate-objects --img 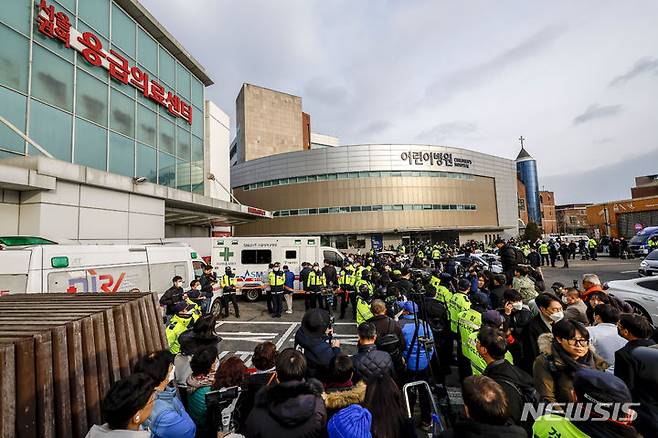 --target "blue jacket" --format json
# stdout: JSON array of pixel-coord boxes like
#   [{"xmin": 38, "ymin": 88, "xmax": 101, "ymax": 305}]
[
  {"xmin": 143, "ymin": 385, "xmax": 196, "ymax": 438},
  {"xmin": 400, "ymin": 315, "xmax": 434, "ymax": 371},
  {"xmin": 284, "ymin": 270, "xmax": 295, "ymax": 290}
]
